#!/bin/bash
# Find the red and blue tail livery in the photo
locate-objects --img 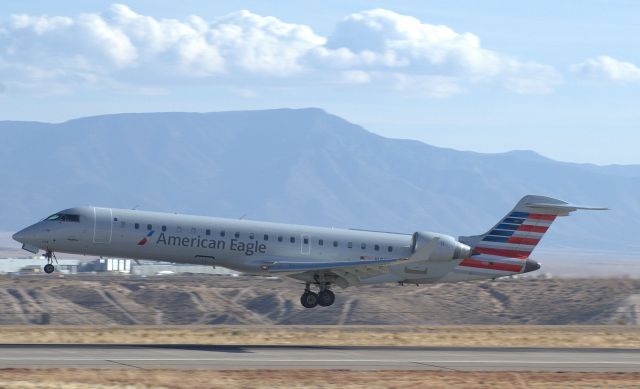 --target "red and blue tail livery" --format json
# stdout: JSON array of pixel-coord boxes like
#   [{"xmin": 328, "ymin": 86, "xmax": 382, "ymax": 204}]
[{"xmin": 457, "ymin": 195, "xmax": 607, "ymax": 275}]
